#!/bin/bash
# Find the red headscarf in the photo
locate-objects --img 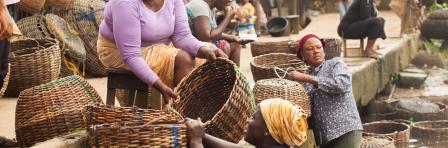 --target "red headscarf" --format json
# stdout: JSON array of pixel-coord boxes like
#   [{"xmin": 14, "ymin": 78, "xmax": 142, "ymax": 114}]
[{"xmin": 295, "ymin": 34, "xmax": 326, "ymax": 60}]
